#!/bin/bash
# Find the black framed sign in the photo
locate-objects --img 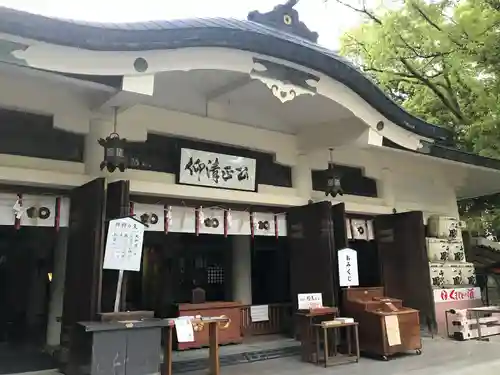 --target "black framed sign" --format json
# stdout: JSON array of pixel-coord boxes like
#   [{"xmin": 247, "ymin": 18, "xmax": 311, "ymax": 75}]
[{"xmin": 179, "ymin": 148, "xmax": 257, "ymax": 191}]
